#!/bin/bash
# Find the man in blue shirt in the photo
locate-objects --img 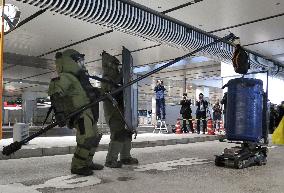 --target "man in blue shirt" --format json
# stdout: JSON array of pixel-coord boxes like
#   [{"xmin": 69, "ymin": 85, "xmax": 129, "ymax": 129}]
[{"xmin": 154, "ymin": 80, "xmax": 166, "ymax": 120}]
